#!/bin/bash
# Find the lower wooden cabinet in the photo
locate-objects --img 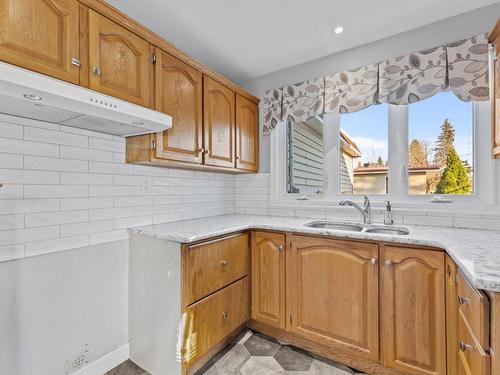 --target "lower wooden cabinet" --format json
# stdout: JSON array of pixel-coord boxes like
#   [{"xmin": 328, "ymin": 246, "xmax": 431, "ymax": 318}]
[
  {"xmin": 183, "ymin": 277, "xmax": 249, "ymax": 369},
  {"xmin": 381, "ymin": 246, "xmax": 446, "ymax": 375},
  {"xmin": 290, "ymin": 236, "xmax": 379, "ymax": 361},
  {"xmin": 251, "ymin": 231, "xmax": 286, "ymax": 330}
]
